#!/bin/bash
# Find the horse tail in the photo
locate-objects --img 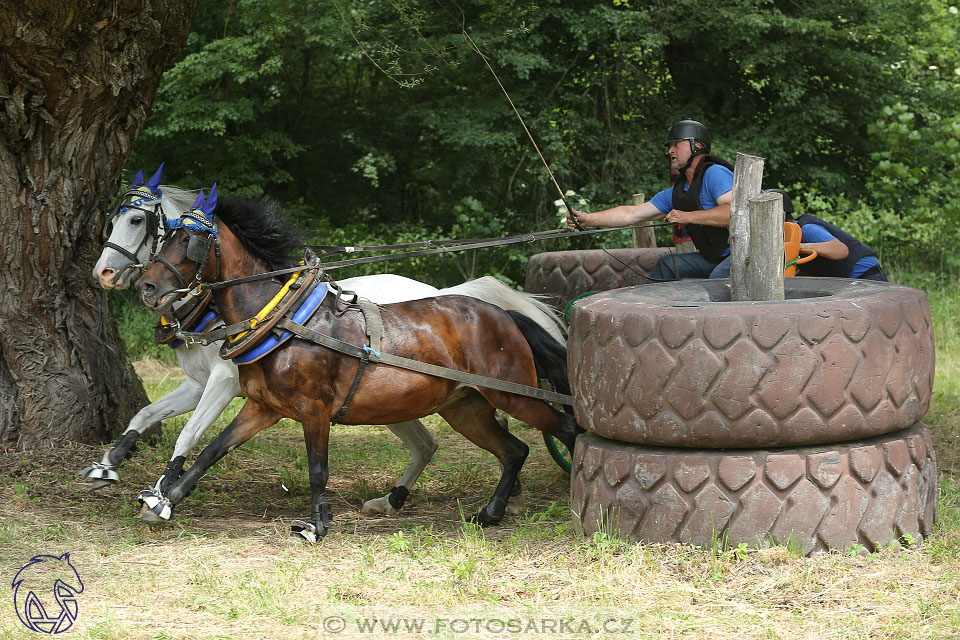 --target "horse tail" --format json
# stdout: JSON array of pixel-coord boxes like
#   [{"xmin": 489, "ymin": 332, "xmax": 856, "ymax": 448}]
[
  {"xmin": 505, "ymin": 310, "xmax": 570, "ymax": 396},
  {"xmin": 439, "ymin": 276, "xmax": 566, "ymax": 343}
]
